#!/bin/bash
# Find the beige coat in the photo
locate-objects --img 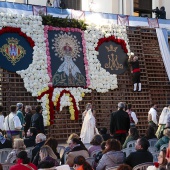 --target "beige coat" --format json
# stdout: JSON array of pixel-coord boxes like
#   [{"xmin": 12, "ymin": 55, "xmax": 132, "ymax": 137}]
[{"xmin": 66, "ymin": 150, "xmax": 89, "ymax": 167}]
